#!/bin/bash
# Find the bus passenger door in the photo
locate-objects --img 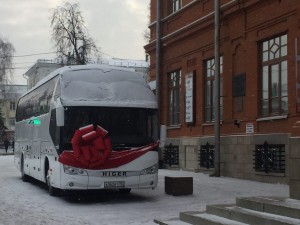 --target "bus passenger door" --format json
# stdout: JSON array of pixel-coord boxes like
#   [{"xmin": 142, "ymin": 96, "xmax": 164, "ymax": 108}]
[
  {"xmin": 31, "ymin": 142, "xmax": 41, "ymax": 180},
  {"xmin": 24, "ymin": 120, "xmax": 33, "ymax": 177},
  {"xmin": 31, "ymin": 117, "xmax": 43, "ymax": 180}
]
